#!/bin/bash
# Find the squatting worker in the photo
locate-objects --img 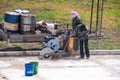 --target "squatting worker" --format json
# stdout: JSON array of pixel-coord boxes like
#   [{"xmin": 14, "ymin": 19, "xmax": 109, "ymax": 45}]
[{"xmin": 70, "ymin": 11, "xmax": 90, "ymax": 59}]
